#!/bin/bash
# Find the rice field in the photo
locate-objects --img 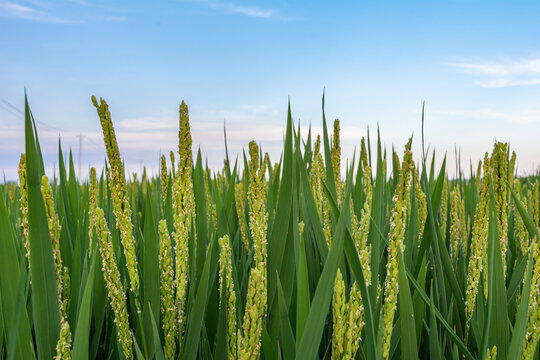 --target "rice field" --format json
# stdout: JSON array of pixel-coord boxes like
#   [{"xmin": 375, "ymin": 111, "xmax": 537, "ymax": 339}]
[{"xmin": 1, "ymin": 94, "xmax": 539, "ymax": 359}]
